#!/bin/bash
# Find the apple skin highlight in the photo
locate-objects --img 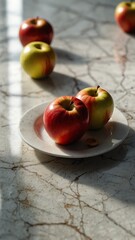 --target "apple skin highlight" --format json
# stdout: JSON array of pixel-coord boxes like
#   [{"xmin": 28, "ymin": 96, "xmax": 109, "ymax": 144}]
[{"xmin": 43, "ymin": 96, "xmax": 89, "ymax": 145}]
